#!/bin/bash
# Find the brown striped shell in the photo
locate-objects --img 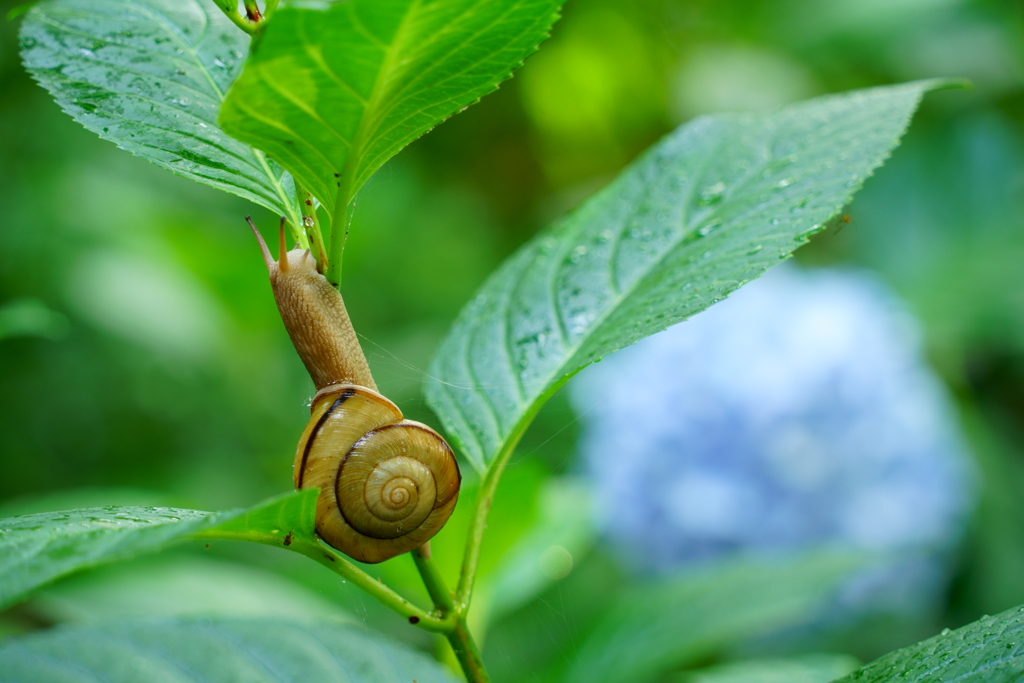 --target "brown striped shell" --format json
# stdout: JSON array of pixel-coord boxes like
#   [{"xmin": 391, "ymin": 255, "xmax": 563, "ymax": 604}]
[{"xmin": 294, "ymin": 384, "xmax": 461, "ymax": 564}]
